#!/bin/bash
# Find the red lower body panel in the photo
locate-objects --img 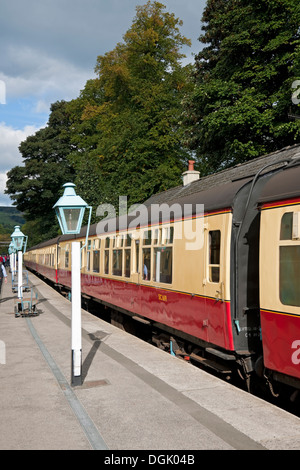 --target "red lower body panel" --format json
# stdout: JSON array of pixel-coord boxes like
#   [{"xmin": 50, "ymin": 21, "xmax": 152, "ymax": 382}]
[
  {"xmin": 79, "ymin": 272, "xmax": 234, "ymax": 351},
  {"xmin": 26, "ymin": 262, "xmax": 234, "ymax": 351},
  {"xmin": 261, "ymin": 309, "xmax": 300, "ymax": 379},
  {"xmin": 25, "ymin": 261, "xmax": 57, "ymax": 284}
]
